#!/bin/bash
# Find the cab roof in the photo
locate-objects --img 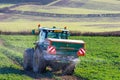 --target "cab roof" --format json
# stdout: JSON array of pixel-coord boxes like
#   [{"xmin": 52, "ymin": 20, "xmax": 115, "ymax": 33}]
[{"xmin": 39, "ymin": 27, "xmax": 69, "ymax": 32}]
